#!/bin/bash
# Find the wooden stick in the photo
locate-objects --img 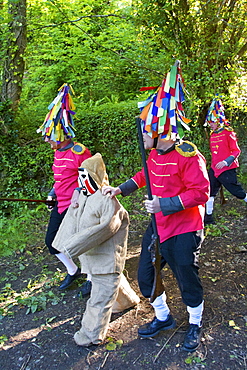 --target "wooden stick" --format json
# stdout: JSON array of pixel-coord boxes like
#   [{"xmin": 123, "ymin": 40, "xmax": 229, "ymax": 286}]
[{"xmin": 153, "ymin": 321, "xmax": 185, "ymax": 363}]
